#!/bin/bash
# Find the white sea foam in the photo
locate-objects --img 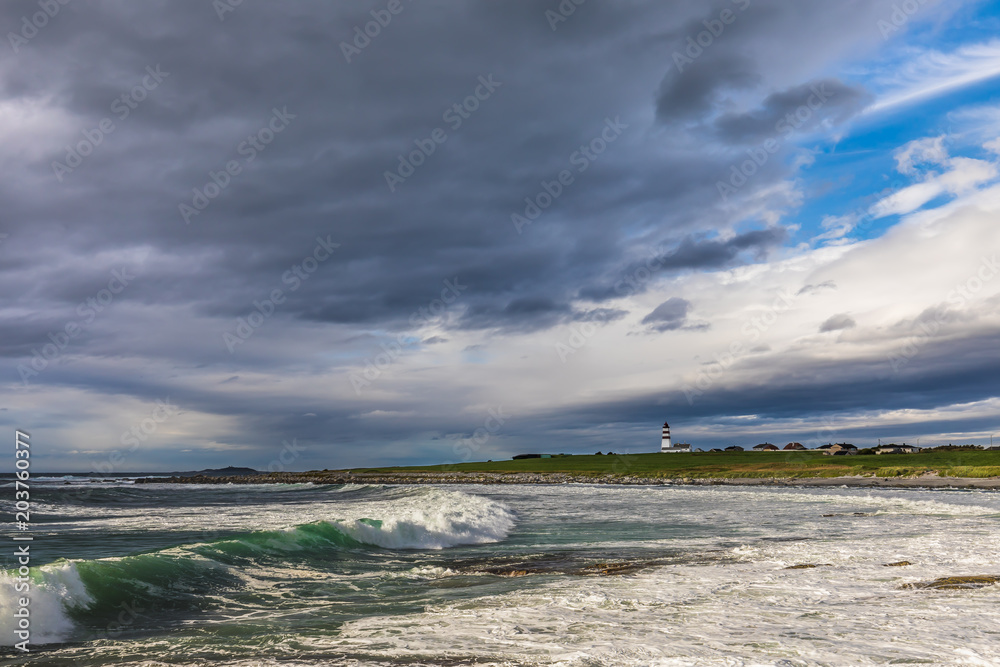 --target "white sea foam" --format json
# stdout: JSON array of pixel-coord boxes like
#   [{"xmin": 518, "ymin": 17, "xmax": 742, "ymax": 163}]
[
  {"xmin": 327, "ymin": 485, "xmax": 1000, "ymax": 666},
  {"xmin": 1, "ymin": 487, "xmax": 514, "ymax": 647},
  {"xmin": 331, "ymin": 487, "xmax": 517, "ymax": 549},
  {"xmin": 20, "ymin": 482, "xmax": 1000, "ymax": 662},
  {"xmin": 337, "ymin": 555, "xmax": 1000, "ymax": 665},
  {"xmin": 0, "ymin": 561, "xmax": 92, "ymax": 645}
]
